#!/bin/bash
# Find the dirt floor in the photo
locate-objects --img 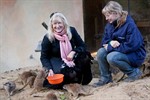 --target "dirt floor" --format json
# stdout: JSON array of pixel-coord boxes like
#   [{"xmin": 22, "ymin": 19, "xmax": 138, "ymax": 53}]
[{"xmin": 0, "ymin": 65, "xmax": 150, "ymax": 100}]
